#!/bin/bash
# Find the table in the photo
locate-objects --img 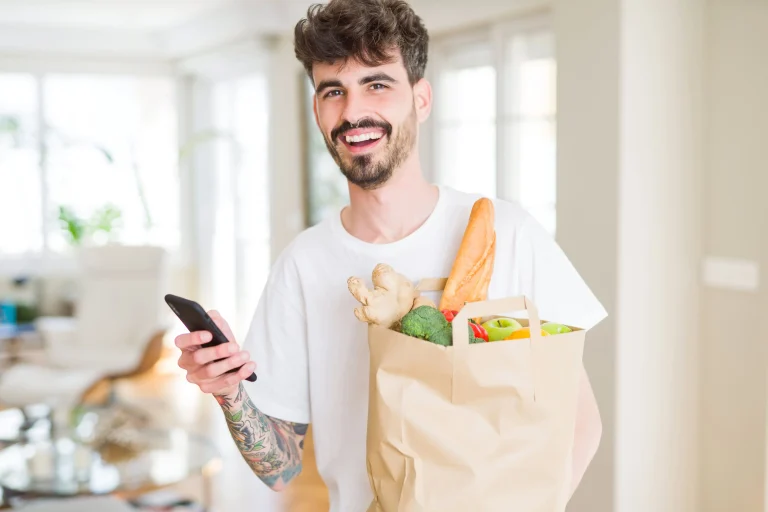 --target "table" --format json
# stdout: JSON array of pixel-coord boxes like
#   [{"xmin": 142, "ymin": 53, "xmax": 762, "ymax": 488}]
[
  {"xmin": 0, "ymin": 323, "xmax": 39, "ymax": 368},
  {"xmin": 0, "ymin": 422, "xmax": 221, "ymax": 509}
]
